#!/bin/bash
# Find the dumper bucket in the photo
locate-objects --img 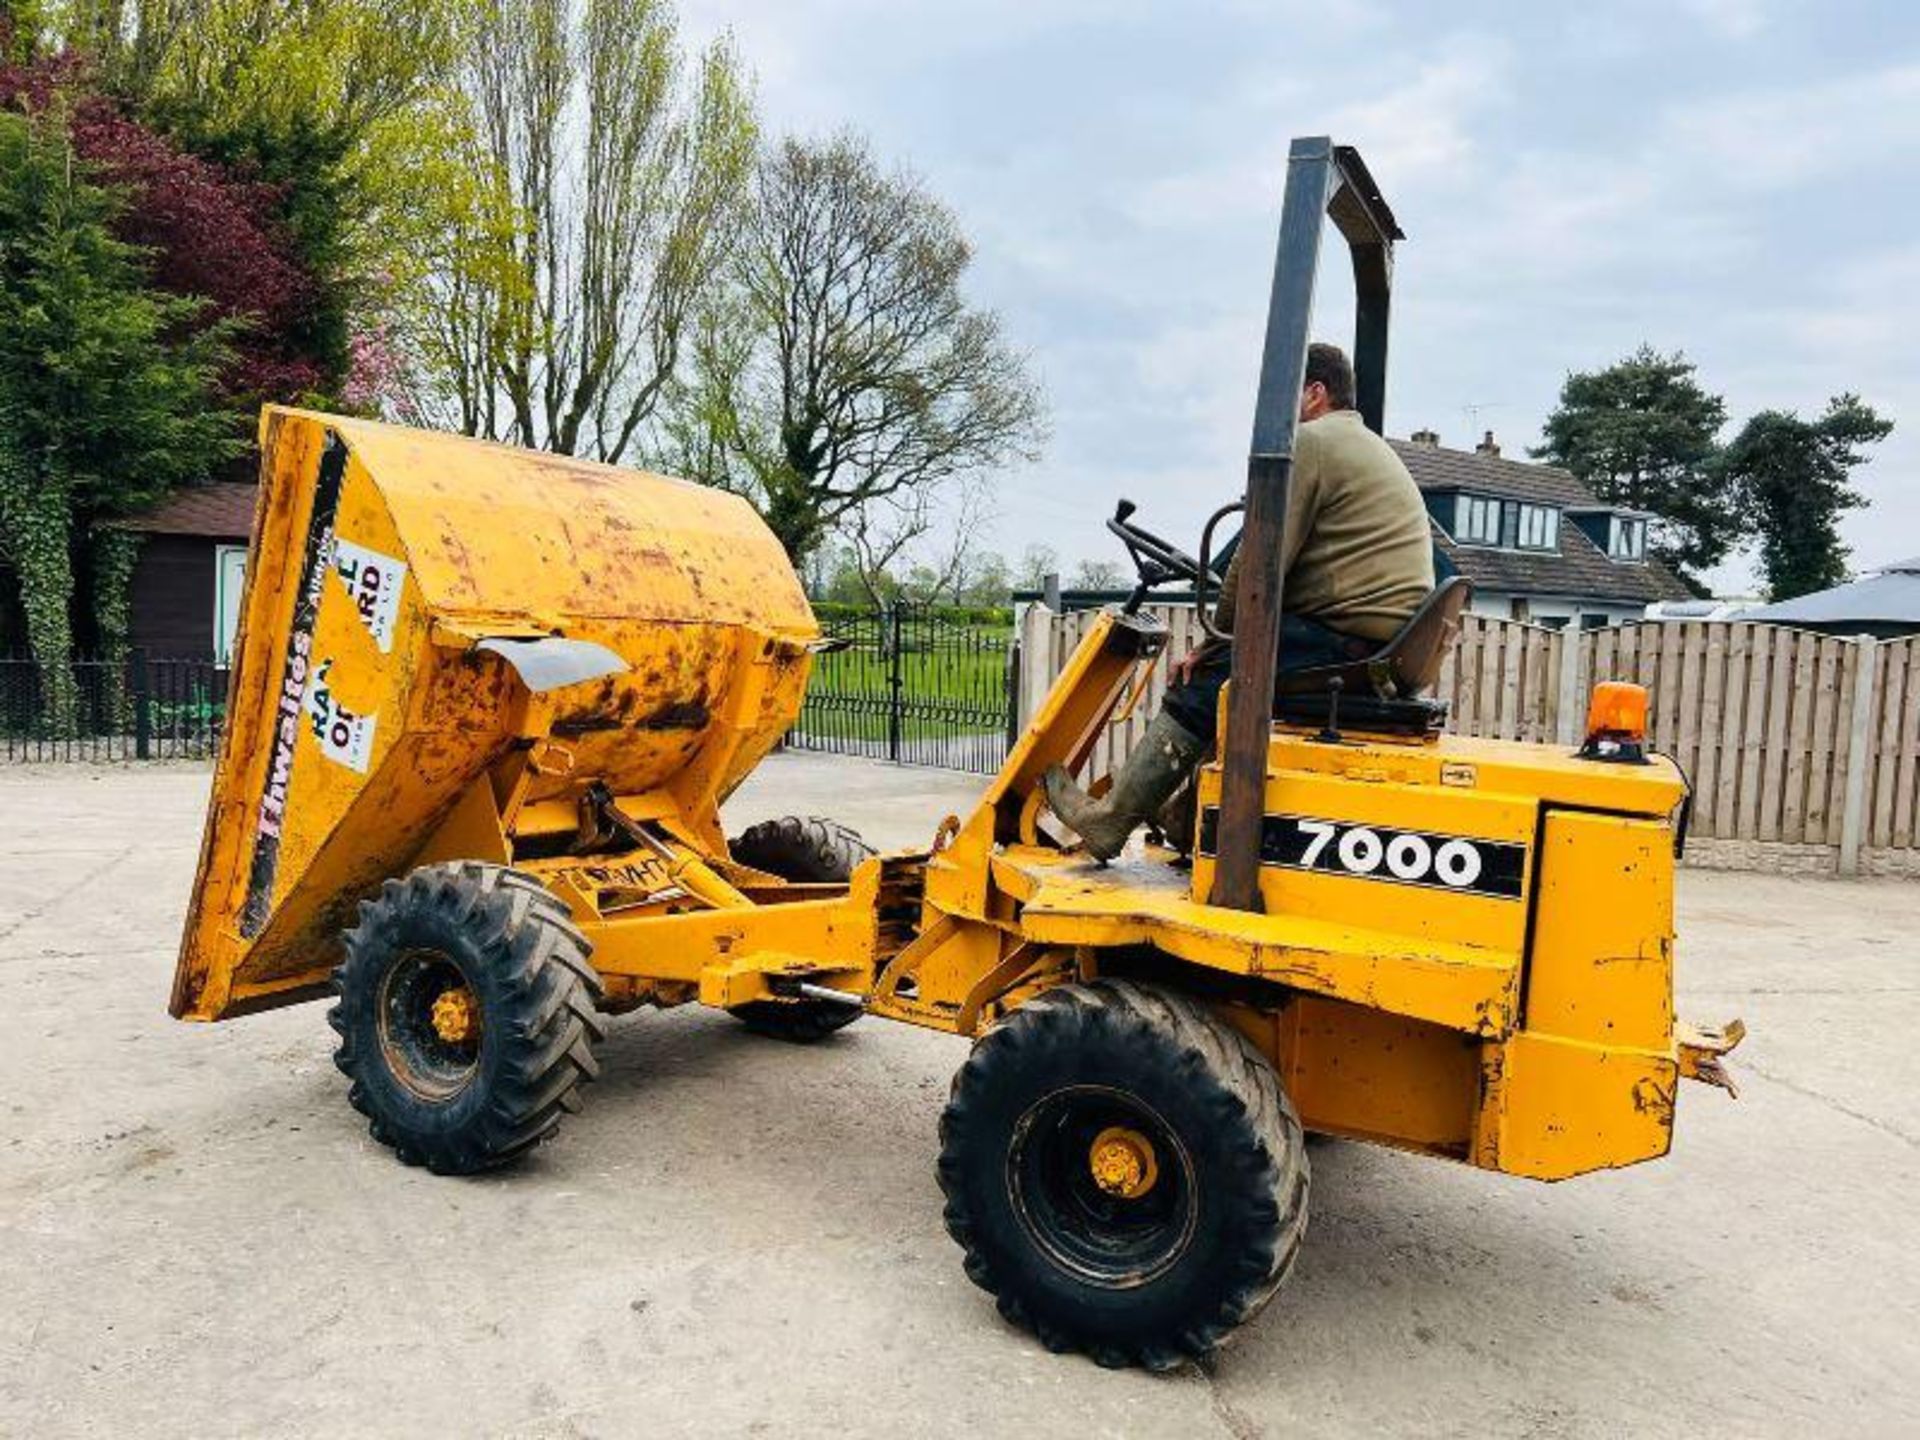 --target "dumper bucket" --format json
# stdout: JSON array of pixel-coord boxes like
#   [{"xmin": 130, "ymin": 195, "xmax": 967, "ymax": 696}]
[{"xmin": 171, "ymin": 408, "xmax": 817, "ymax": 1020}]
